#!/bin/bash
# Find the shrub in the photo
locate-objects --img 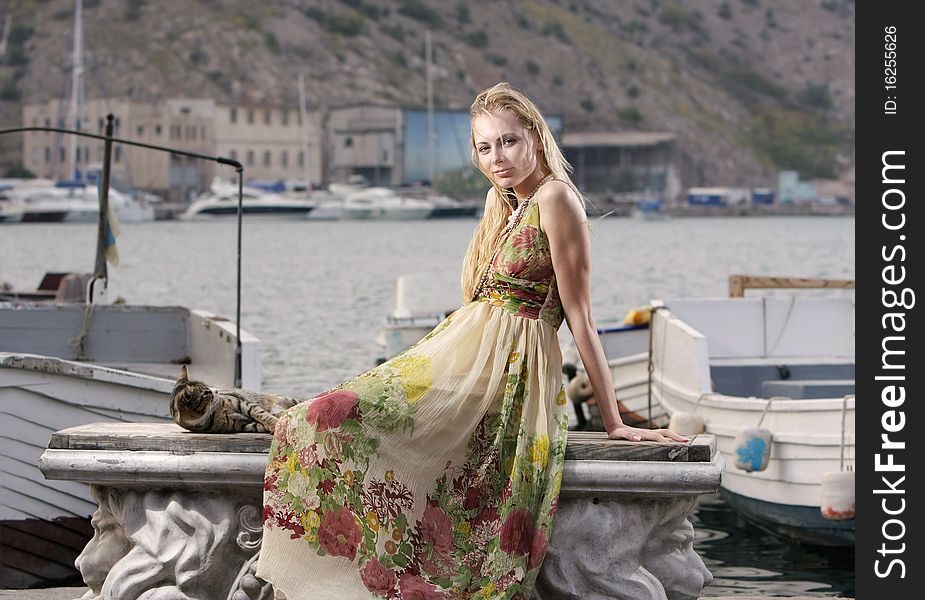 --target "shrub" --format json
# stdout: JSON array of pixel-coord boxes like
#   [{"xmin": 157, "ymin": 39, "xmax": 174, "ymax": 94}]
[
  {"xmin": 124, "ymin": 0, "xmax": 145, "ymax": 21},
  {"xmin": 380, "ymin": 23, "xmax": 405, "ymax": 41},
  {"xmin": 618, "ymin": 106, "xmax": 642, "ymax": 124},
  {"xmin": 720, "ymin": 66, "xmax": 788, "ymax": 105},
  {"xmin": 9, "ymin": 24, "xmax": 34, "ymax": 46},
  {"xmin": 749, "ymin": 108, "xmax": 843, "ymax": 178},
  {"xmin": 0, "ymin": 78, "xmax": 21, "ymax": 101},
  {"xmin": 189, "ymin": 48, "xmax": 208, "ymax": 65},
  {"xmin": 327, "ymin": 12, "xmax": 365, "ymax": 36},
  {"xmin": 3, "ymin": 165, "xmax": 36, "ymax": 178},
  {"xmin": 581, "ymin": 98, "xmax": 595, "ymax": 112},
  {"xmin": 541, "ymin": 22, "xmax": 571, "ymax": 44},
  {"xmin": 659, "ymin": 4, "xmax": 693, "ymax": 31},
  {"xmin": 464, "ymin": 31, "xmax": 489, "ymax": 48},
  {"xmin": 526, "ymin": 60, "xmax": 540, "ymax": 75},
  {"xmin": 456, "ymin": 4, "xmax": 471, "ymax": 24},
  {"xmin": 800, "ymin": 84, "xmax": 833, "ymax": 111},
  {"xmin": 398, "ymin": 0, "xmax": 444, "ymax": 28}
]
